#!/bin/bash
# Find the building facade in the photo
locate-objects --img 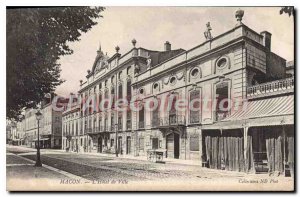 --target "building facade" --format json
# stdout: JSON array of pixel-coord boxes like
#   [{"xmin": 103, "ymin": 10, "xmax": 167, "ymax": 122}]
[
  {"xmin": 62, "ymin": 99, "xmax": 83, "ymax": 152},
  {"xmin": 17, "ymin": 97, "xmax": 65, "ymax": 149},
  {"xmin": 40, "ymin": 102, "xmax": 63, "ymax": 149},
  {"xmin": 73, "ymin": 10, "xmax": 293, "ymax": 176},
  {"xmin": 15, "ymin": 120, "xmax": 25, "ymax": 145},
  {"xmin": 6, "ymin": 121, "xmax": 17, "ymax": 145},
  {"xmin": 24, "ymin": 108, "xmax": 40, "ymax": 148}
]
